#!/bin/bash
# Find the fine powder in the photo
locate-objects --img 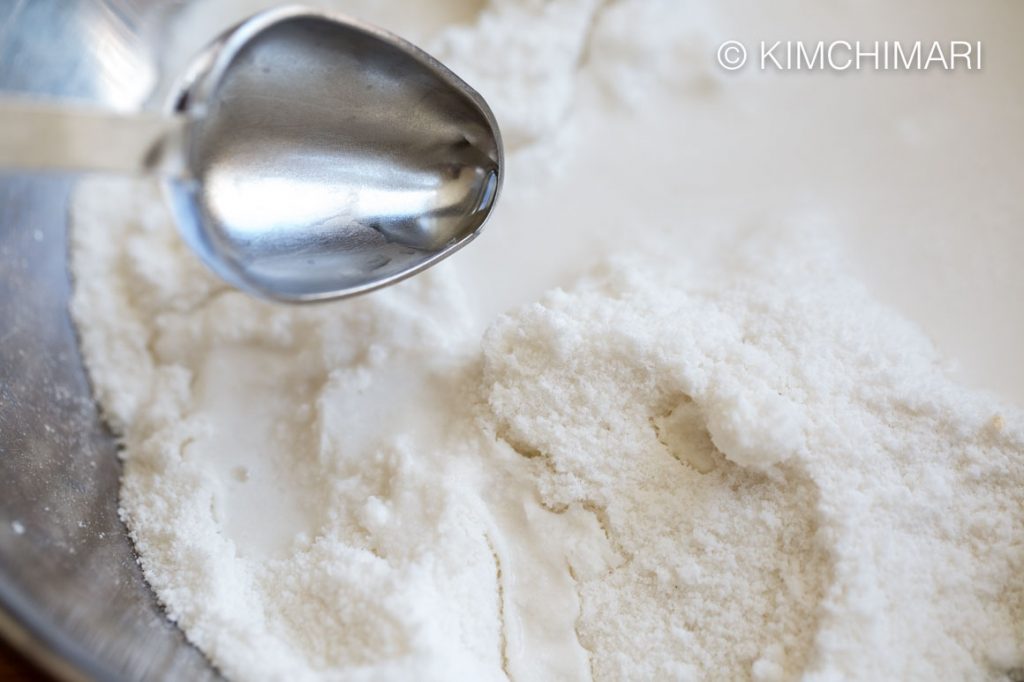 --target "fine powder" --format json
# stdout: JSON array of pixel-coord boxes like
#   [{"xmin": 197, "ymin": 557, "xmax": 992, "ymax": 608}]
[{"xmin": 70, "ymin": 1, "xmax": 1024, "ymax": 681}]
